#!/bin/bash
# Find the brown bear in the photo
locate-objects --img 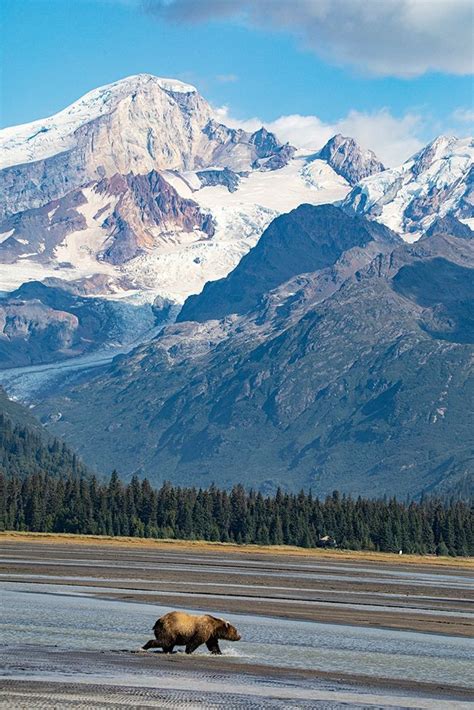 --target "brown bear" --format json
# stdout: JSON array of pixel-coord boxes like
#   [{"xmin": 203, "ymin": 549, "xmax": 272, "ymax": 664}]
[{"xmin": 142, "ymin": 610, "xmax": 241, "ymax": 655}]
